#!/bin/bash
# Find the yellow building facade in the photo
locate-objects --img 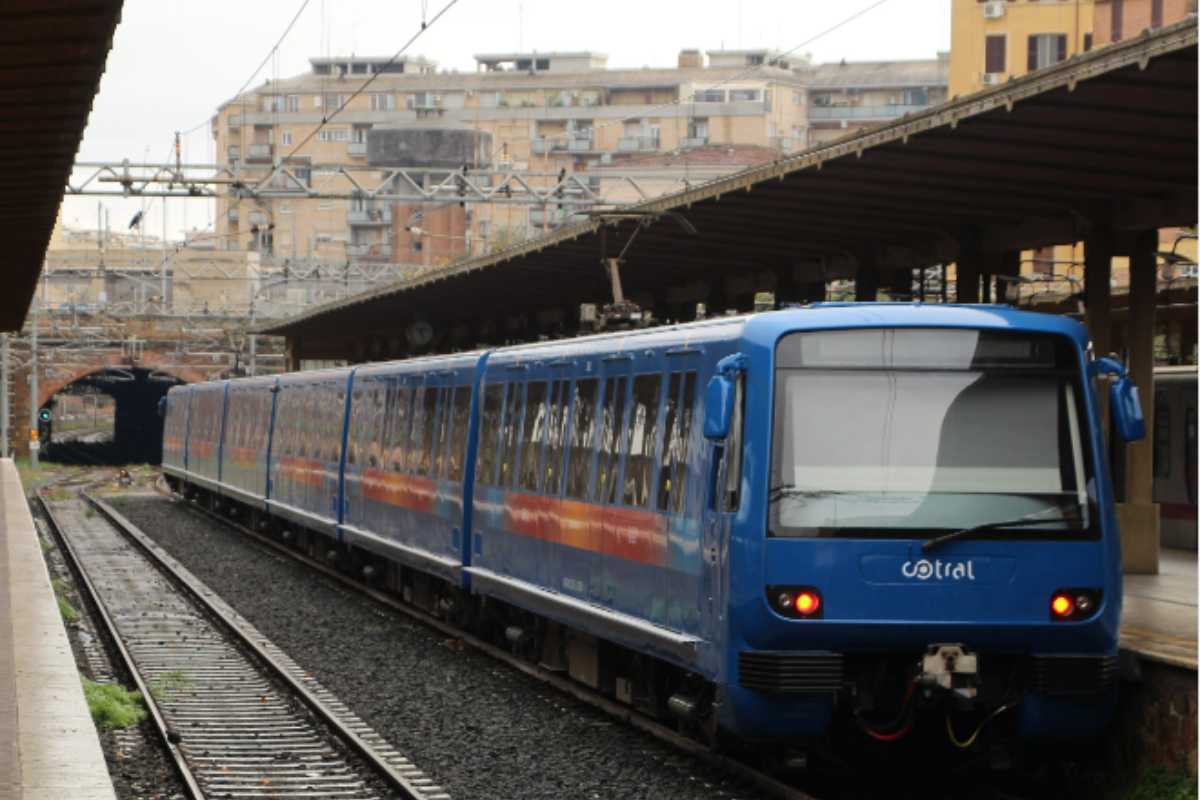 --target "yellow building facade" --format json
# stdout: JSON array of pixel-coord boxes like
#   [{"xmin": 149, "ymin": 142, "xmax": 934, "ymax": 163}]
[{"xmin": 949, "ymin": 0, "xmax": 1095, "ymax": 97}]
